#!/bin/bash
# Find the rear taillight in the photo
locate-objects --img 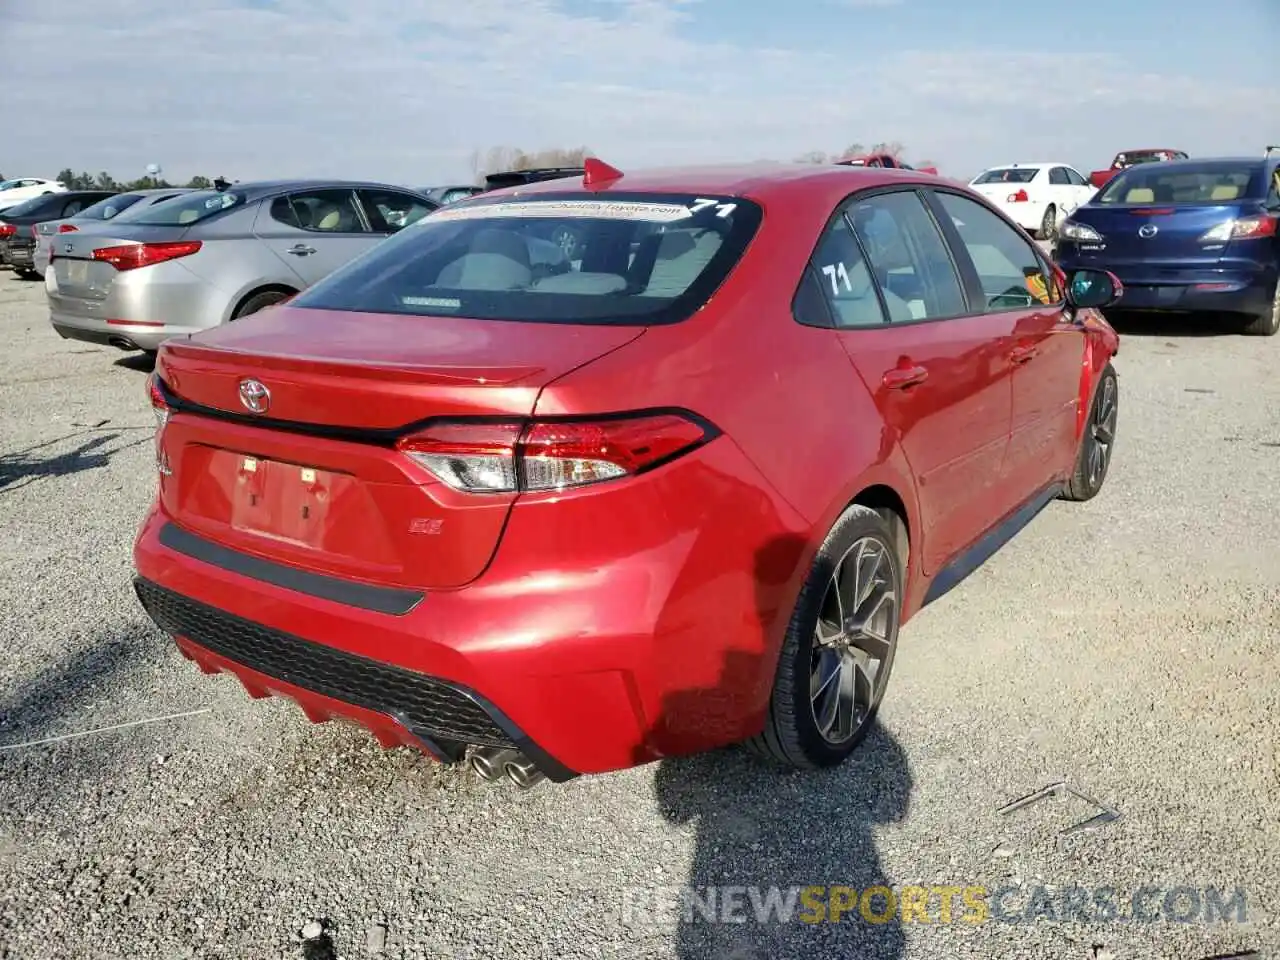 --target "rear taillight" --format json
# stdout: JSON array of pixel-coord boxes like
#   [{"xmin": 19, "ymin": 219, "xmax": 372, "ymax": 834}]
[
  {"xmin": 0, "ymin": 223, "xmax": 14, "ymax": 237},
  {"xmin": 1008, "ymin": 189, "xmax": 1029, "ymax": 202},
  {"xmin": 396, "ymin": 412, "xmax": 715, "ymax": 494},
  {"xmin": 57, "ymin": 223, "xmax": 78, "ymax": 233},
  {"xmin": 1199, "ymin": 215, "xmax": 1278, "ymax": 243},
  {"xmin": 93, "ymin": 240, "xmax": 202, "ymax": 271},
  {"xmin": 29, "ymin": 225, "xmax": 38, "ymax": 238},
  {"xmin": 147, "ymin": 374, "xmax": 172, "ymax": 476},
  {"xmin": 147, "ymin": 372, "xmax": 170, "ymax": 427}
]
